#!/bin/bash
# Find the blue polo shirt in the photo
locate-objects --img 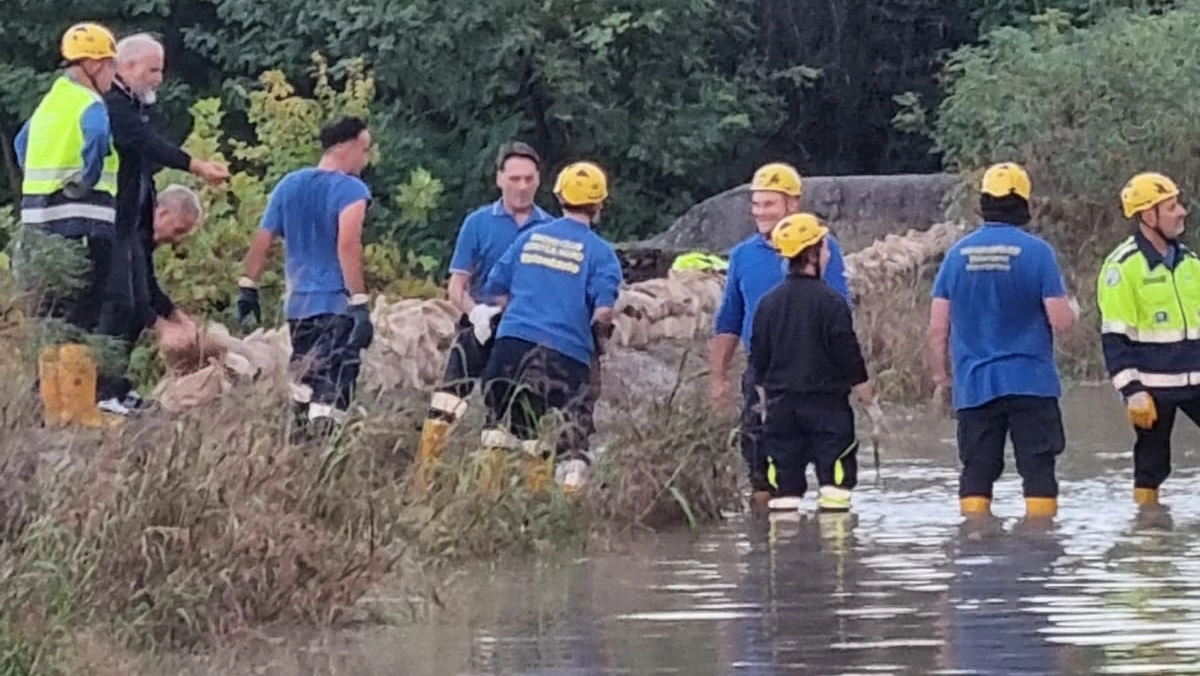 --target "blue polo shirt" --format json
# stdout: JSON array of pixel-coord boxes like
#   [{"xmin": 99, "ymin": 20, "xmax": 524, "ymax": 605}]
[
  {"xmin": 259, "ymin": 167, "xmax": 372, "ymax": 320},
  {"xmin": 448, "ymin": 199, "xmax": 555, "ymax": 302},
  {"xmin": 931, "ymin": 222, "xmax": 1066, "ymax": 410},
  {"xmin": 481, "ymin": 216, "xmax": 624, "ymax": 366},
  {"xmin": 713, "ymin": 232, "xmax": 853, "ymax": 348}
]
